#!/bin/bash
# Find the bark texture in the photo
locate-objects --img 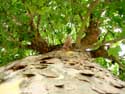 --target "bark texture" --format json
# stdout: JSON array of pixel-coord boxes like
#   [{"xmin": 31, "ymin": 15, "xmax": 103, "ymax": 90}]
[{"xmin": 0, "ymin": 50, "xmax": 125, "ymax": 94}]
